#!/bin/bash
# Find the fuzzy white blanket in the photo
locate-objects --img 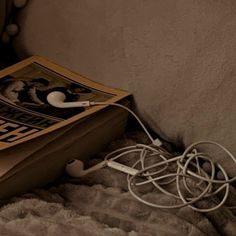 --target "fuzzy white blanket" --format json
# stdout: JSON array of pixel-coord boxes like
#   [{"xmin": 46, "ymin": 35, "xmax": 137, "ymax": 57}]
[{"xmin": 0, "ymin": 132, "xmax": 235, "ymax": 236}]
